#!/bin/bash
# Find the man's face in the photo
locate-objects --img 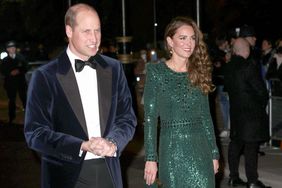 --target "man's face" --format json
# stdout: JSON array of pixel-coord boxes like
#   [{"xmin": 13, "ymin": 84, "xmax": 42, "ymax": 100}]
[
  {"xmin": 66, "ymin": 10, "xmax": 101, "ymax": 60},
  {"xmin": 245, "ymin": 36, "xmax": 256, "ymax": 47},
  {"xmin": 6, "ymin": 46, "xmax": 16, "ymax": 55}
]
